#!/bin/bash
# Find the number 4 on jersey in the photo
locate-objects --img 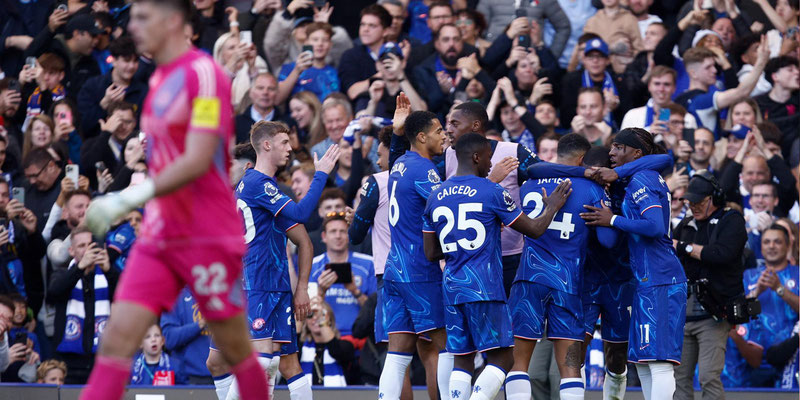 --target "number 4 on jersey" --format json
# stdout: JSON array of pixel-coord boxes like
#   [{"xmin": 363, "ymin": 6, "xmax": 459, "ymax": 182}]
[{"xmin": 523, "ymin": 191, "xmax": 575, "ymax": 239}]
